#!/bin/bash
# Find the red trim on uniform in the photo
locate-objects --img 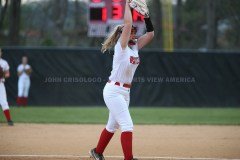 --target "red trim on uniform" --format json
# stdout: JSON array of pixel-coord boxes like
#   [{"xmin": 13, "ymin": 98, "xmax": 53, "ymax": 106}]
[
  {"xmin": 123, "ymin": 83, "xmax": 131, "ymax": 88},
  {"xmin": 121, "ymin": 132, "xmax": 133, "ymax": 160},
  {"xmin": 95, "ymin": 128, "xmax": 114, "ymax": 154},
  {"xmin": 108, "ymin": 80, "xmax": 131, "ymax": 88},
  {"xmin": 115, "ymin": 82, "xmax": 120, "ymax": 86},
  {"xmin": 3, "ymin": 109, "xmax": 11, "ymax": 121}
]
